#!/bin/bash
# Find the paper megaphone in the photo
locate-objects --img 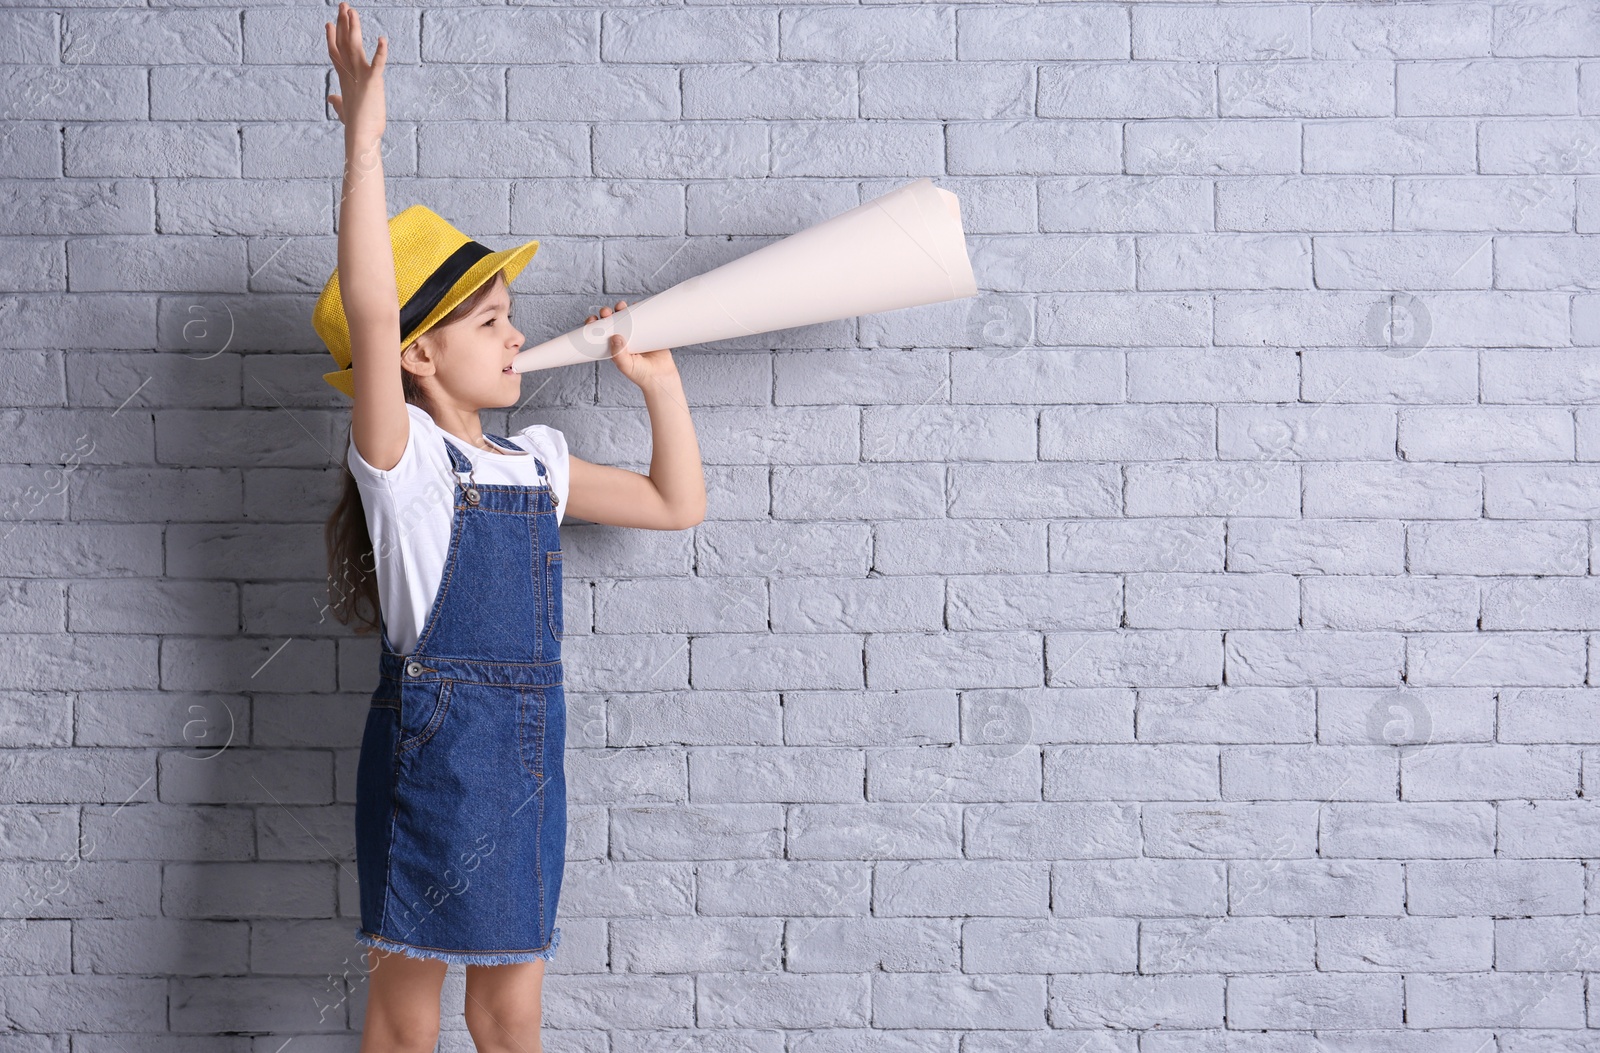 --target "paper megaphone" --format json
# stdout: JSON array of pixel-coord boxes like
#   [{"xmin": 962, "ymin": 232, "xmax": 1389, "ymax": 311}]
[{"xmin": 508, "ymin": 177, "xmax": 978, "ymax": 373}]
